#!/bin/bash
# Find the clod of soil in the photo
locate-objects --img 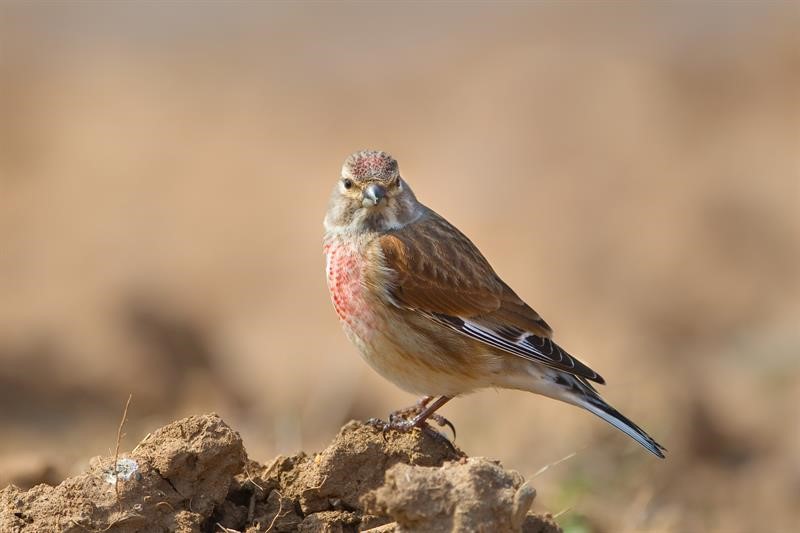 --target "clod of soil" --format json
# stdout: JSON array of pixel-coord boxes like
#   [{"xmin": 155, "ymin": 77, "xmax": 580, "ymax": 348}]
[{"xmin": 0, "ymin": 414, "xmax": 561, "ymax": 533}]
